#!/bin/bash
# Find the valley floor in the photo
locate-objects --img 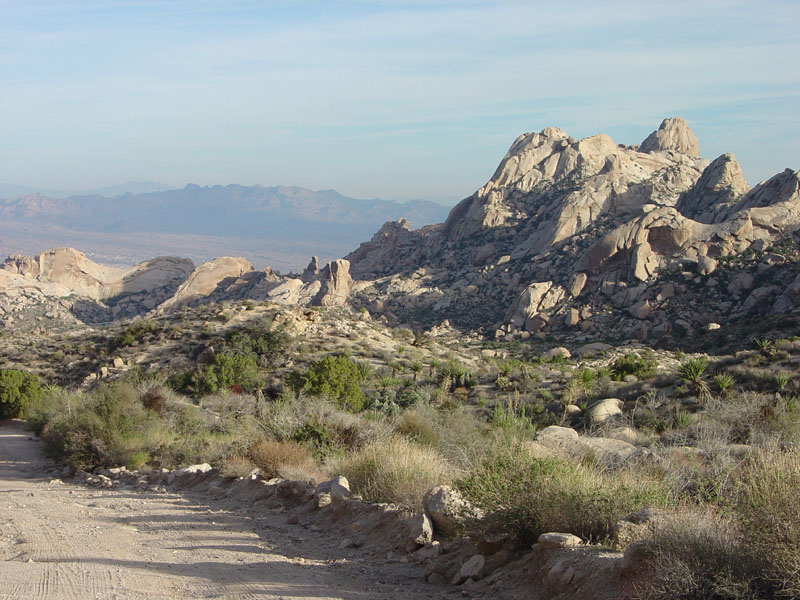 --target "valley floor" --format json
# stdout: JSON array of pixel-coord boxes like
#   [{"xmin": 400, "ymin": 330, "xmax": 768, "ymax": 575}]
[{"xmin": 0, "ymin": 421, "xmax": 440, "ymax": 600}]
